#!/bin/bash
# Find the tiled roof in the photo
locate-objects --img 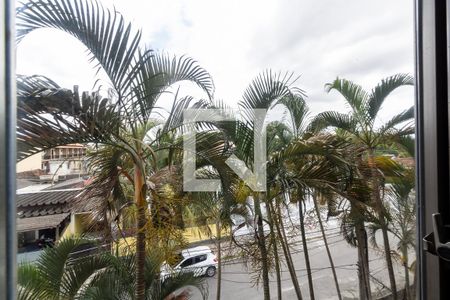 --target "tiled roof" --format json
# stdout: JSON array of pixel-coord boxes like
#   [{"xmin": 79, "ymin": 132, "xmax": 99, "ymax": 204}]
[
  {"xmin": 17, "ymin": 213, "xmax": 70, "ymax": 232},
  {"xmin": 17, "ymin": 189, "xmax": 82, "ymax": 218}
]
